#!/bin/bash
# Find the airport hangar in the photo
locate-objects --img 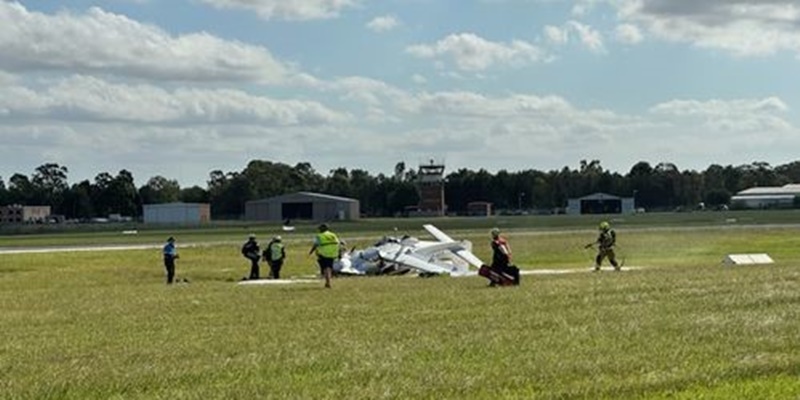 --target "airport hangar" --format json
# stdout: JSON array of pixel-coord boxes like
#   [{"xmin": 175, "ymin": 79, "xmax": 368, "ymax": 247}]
[
  {"xmin": 566, "ymin": 192, "xmax": 636, "ymax": 215},
  {"xmin": 245, "ymin": 192, "xmax": 360, "ymax": 222},
  {"xmin": 730, "ymin": 184, "xmax": 800, "ymax": 209}
]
